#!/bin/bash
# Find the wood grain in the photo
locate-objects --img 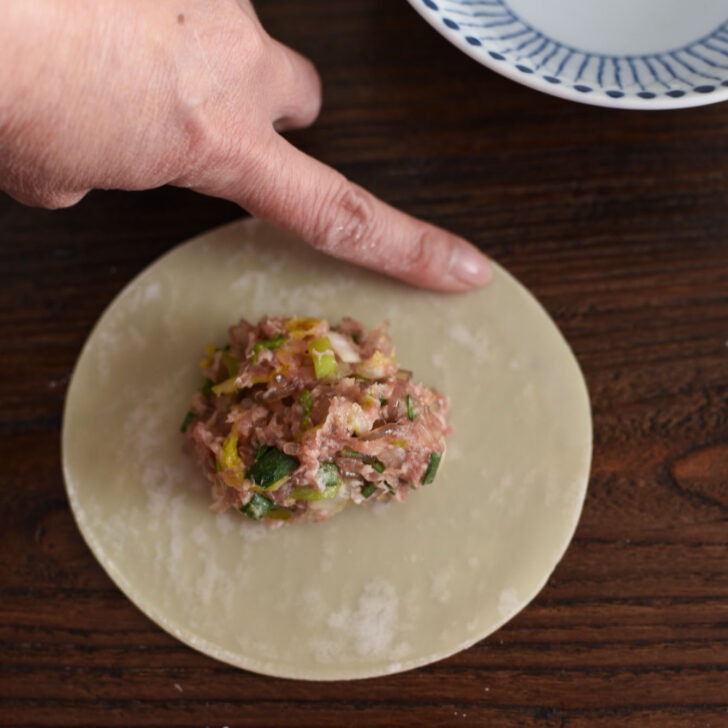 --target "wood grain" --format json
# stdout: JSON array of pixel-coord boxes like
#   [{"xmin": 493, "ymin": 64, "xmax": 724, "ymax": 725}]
[{"xmin": 1, "ymin": 1, "xmax": 727, "ymax": 725}]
